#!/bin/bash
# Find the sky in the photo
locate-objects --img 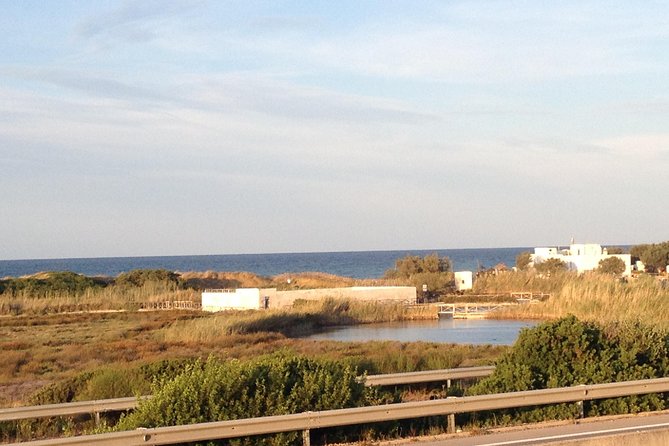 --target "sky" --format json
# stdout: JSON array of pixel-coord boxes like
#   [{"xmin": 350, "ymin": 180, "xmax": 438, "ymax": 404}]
[{"xmin": 1, "ymin": 0, "xmax": 668, "ymax": 260}]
